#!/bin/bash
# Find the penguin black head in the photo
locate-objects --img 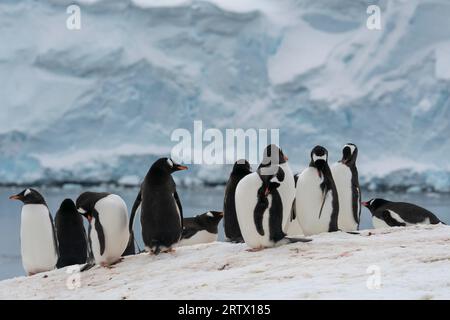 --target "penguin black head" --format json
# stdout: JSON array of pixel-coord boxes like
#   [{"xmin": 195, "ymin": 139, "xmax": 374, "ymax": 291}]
[
  {"xmin": 259, "ymin": 144, "xmax": 288, "ymax": 169},
  {"xmin": 58, "ymin": 198, "xmax": 77, "ymax": 213},
  {"xmin": 75, "ymin": 192, "xmax": 94, "ymax": 222},
  {"xmin": 9, "ymin": 188, "xmax": 46, "ymax": 205},
  {"xmin": 341, "ymin": 143, "xmax": 358, "ymax": 166},
  {"xmin": 152, "ymin": 157, "xmax": 188, "ymax": 174},
  {"xmin": 361, "ymin": 198, "xmax": 389, "ymax": 213},
  {"xmin": 197, "ymin": 211, "xmax": 223, "ymax": 226},
  {"xmin": 232, "ymin": 159, "xmax": 252, "ymax": 175},
  {"xmin": 310, "ymin": 145, "xmax": 328, "ymax": 170}
]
